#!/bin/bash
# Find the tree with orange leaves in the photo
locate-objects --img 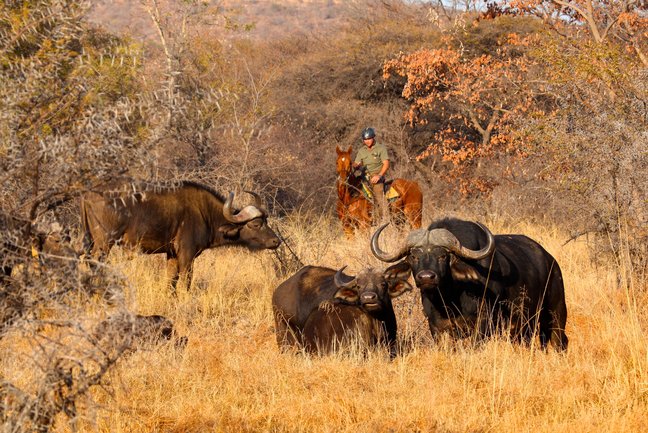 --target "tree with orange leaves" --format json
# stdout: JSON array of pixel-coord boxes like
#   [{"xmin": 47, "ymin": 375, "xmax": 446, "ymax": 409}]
[
  {"xmin": 486, "ymin": 1, "xmax": 647, "ymax": 267},
  {"xmin": 383, "ymin": 28, "xmax": 539, "ymax": 195}
]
